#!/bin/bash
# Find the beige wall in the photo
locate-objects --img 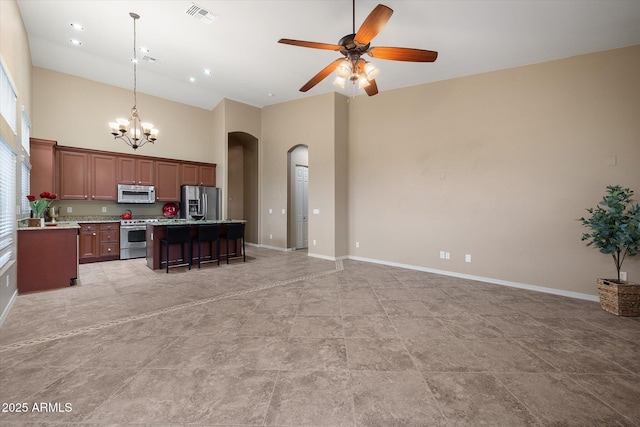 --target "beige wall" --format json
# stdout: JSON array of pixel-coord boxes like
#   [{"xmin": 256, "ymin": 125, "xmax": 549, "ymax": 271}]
[
  {"xmin": 348, "ymin": 45, "xmax": 640, "ymax": 296},
  {"xmin": 32, "ymin": 68, "xmax": 215, "ymax": 163},
  {"xmin": 261, "ymin": 92, "xmax": 349, "ymax": 257}
]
